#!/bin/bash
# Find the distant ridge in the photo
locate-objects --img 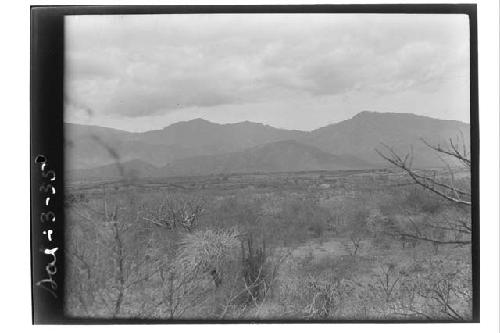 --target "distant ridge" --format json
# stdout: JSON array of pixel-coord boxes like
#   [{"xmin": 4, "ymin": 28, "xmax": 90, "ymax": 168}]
[
  {"xmin": 304, "ymin": 111, "xmax": 469, "ymax": 167},
  {"xmin": 65, "ymin": 111, "xmax": 470, "ymax": 178},
  {"xmin": 66, "ymin": 111, "xmax": 468, "ymax": 134},
  {"xmin": 162, "ymin": 140, "xmax": 373, "ymax": 177}
]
